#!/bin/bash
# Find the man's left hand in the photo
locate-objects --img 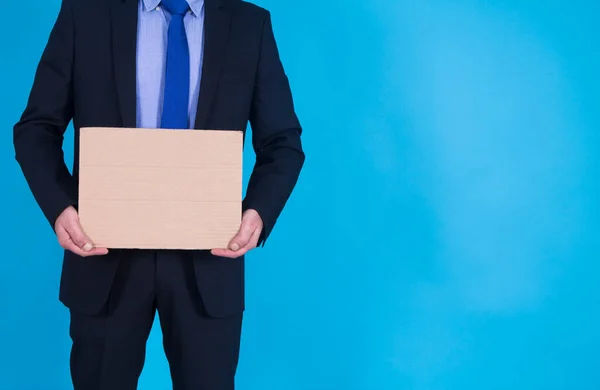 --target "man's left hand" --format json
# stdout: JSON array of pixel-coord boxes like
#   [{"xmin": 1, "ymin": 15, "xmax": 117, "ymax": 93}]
[{"xmin": 211, "ymin": 209, "xmax": 263, "ymax": 258}]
